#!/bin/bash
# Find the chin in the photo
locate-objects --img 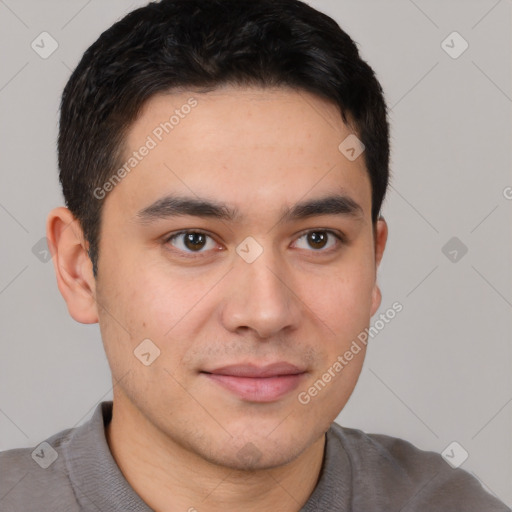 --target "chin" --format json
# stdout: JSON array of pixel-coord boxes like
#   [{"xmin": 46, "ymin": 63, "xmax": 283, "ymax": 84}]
[
  {"xmin": 199, "ymin": 428, "xmax": 314, "ymax": 472},
  {"xmin": 207, "ymin": 444, "xmax": 302, "ymax": 472}
]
